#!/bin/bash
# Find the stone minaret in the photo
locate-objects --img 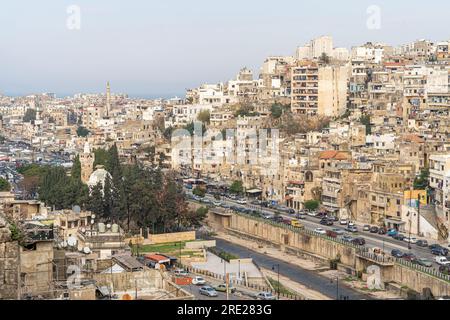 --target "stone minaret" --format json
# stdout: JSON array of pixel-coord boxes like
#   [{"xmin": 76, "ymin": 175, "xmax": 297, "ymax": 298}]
[
  {"xmin": 106, "ymin": 81, "xmax": 111, "ymax": 117},
  {"xmin": 80, "ymin": 141, "xmax": 94, "ymax": 184}
]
